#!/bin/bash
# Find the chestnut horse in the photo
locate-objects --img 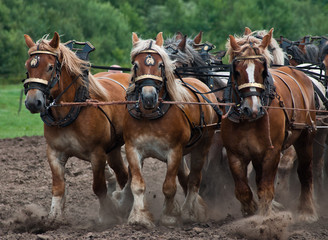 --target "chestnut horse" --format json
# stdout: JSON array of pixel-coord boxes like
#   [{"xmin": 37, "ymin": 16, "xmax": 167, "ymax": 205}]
[
  {"xmin": 275, "ymin": 35, "xmax": 328, "ymax": 203},
  {"xmin": 222, "ymin": 29, "xmax": 318, "ymax": 222},
  {"xmin": 119, "ymin": 32, "xmax": 219, "ymax": 228},
  {"xmin": 23, "ymin": 32, "xmax": 128, "ymax": 224}
]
